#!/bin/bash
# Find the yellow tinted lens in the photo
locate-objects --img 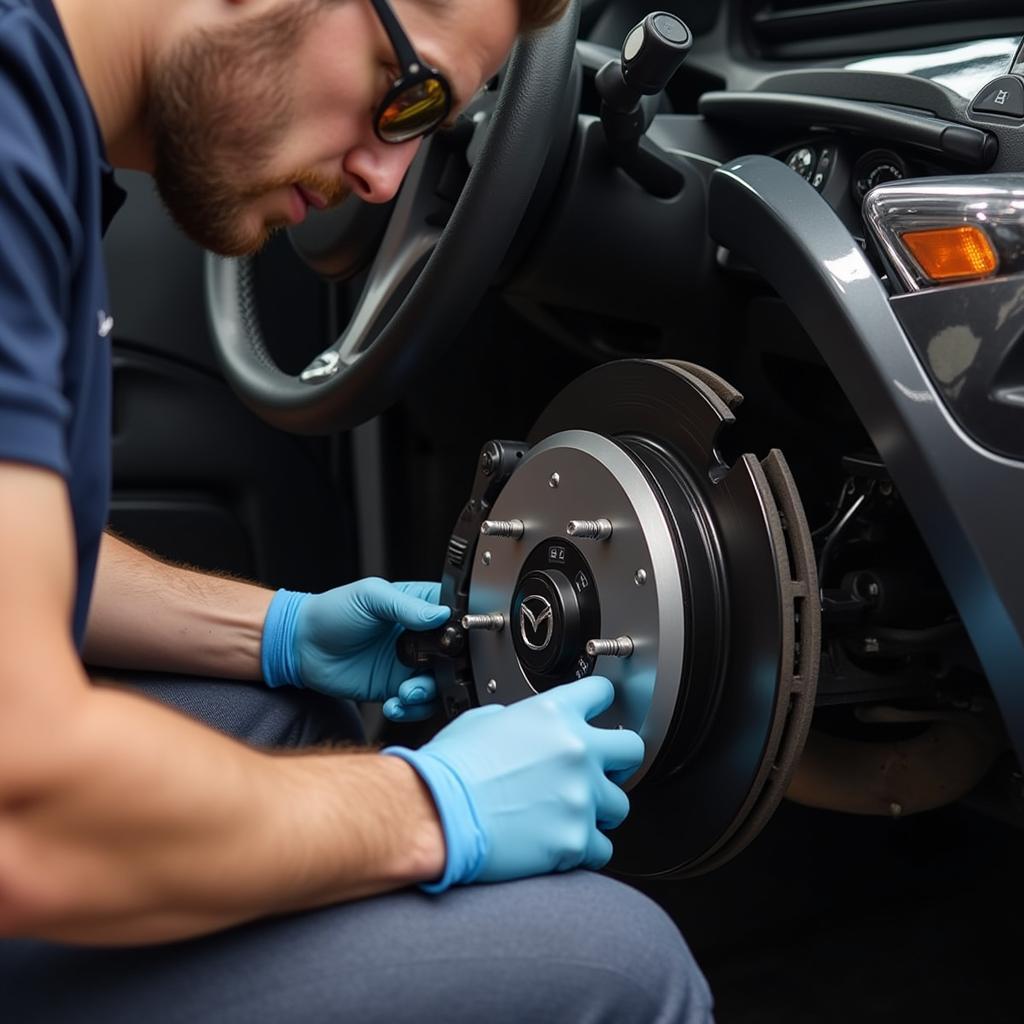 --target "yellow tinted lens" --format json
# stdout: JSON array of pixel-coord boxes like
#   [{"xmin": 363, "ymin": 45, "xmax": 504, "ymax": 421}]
[{"xmin": 379, "ymin": 78, "xmax": 449, "ymax": 141}]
